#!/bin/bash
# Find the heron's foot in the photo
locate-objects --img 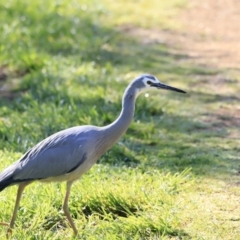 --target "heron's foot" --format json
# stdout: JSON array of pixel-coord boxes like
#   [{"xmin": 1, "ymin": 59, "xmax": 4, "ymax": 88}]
[
  {"xmin": 0, "ymin": 222, "xmax": 9, "ymax": 226},
  {"xmin": 6, "ymin": 227, "xmax": 12, "ymax": 238}
]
